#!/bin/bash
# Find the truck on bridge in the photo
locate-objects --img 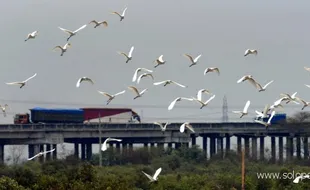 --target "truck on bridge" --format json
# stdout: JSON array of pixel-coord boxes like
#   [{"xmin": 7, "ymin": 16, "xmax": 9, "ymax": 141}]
[{"xmin": 14, "ymin": 107, "xmax": 141, "ymax": 124}]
